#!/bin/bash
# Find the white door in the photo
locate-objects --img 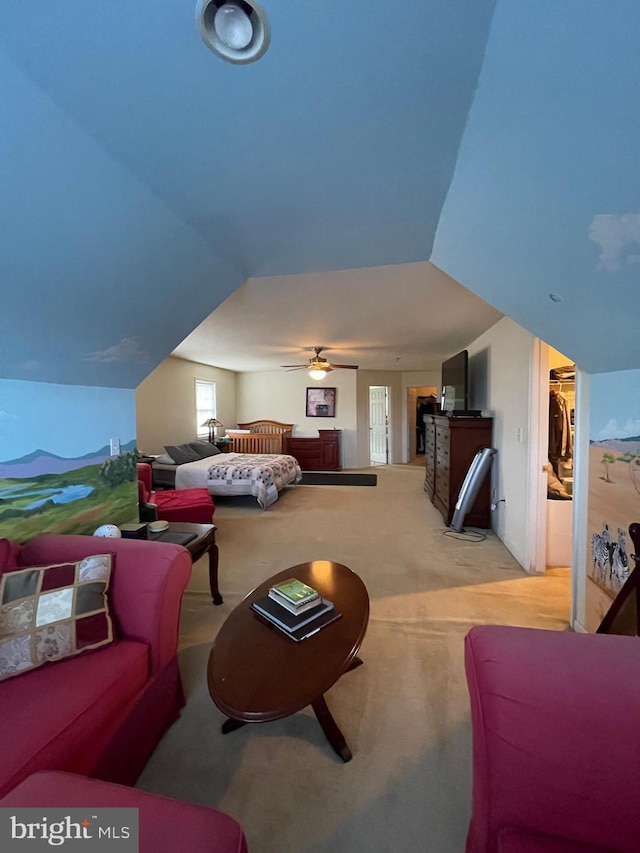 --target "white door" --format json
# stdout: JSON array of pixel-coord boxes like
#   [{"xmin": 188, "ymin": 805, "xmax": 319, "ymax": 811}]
[{"xmin": 369, "ymin": 386, "xmax": 388, "ymax": 464}]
